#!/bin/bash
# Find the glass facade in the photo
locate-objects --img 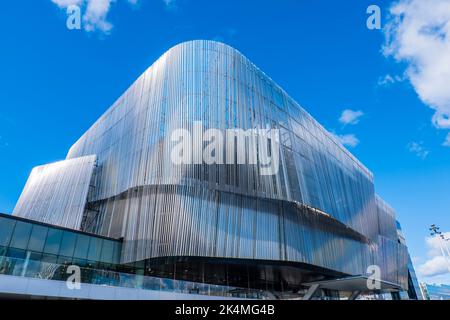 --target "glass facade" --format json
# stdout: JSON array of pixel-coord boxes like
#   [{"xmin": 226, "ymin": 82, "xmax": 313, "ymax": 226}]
[
  {"xmin": 0, "ymin": 213, "xmax": 275, "ymax": 299},
  {"xmin": 0, "ymin": 213, "xmax": 120, "ymax": 267},
  {"xmin": 11, "ymin": 40, "xmax": 409, "ymax": 294}
]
